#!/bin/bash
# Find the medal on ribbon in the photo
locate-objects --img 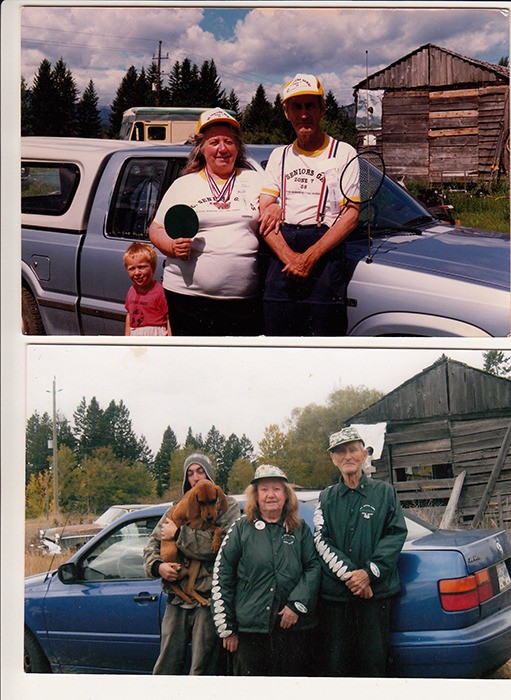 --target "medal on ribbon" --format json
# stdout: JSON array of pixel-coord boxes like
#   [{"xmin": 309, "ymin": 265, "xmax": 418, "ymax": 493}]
[{"xmin": 205, "ymin": 166, "xmax": 237, "ymax": 209}]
